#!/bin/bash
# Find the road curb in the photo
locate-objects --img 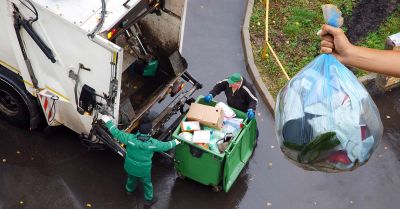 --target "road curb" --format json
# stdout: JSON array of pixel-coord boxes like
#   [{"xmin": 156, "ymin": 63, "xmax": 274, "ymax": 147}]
[{"xmin": 241, "ymin": 0, "xmax": 276, "ymax": 117}]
